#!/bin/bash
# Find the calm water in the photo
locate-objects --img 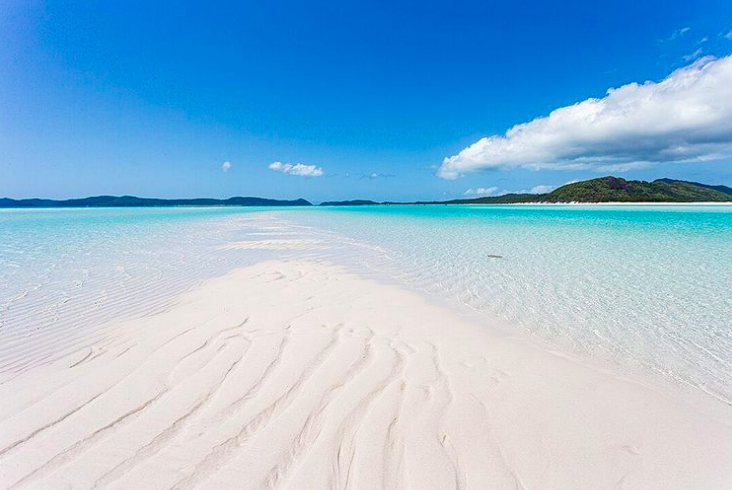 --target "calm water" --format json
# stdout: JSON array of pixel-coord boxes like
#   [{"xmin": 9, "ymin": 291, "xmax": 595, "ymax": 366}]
[
  {"xmin": 0, "ymin": 207, "xmax": 276, "ymax": 373},
  {"xmin": 1, "ymin": 205, "xmax": 732, "ymax": 404}
]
